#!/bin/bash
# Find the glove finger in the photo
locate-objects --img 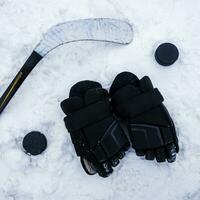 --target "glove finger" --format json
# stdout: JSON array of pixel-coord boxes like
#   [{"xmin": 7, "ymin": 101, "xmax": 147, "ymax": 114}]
[
  {"xmin": 166, "ymin": 143, "xmax": 177, "ymax": 163},
  {"xmin": 110, "ymin": 72, "xmax": 139, "ymax": 95},
  {"xmin": 174, "ymin": 137, "xmax": 179, "ymax": 153},
  {"xmin": 135, "ymin": 149, "xmax": 145, "ymax": 156},
  {"xmin": 70, "ymin": 80, "xmax": 101, "ymax": 97},
  {"xmin": 60, "ymin": 97, "xmax": 83, "ymax": 115},
  {"xmin": 98, "ymin": 161, "xmax": 113, "ymax": 178},
  {"xmin": 118, "ymin": 151, "xmax": 125, "ymax": 160},
  {"xmin": 85, "ymin": 88, "xmax": 109, "ymax": 105},
  {"xmin": 155, "ymin": 147, "xmax": 166, "ymax": 162},
  {"xmin": 110, "ymin": 155, "xmax": 120, "ymax": 167},
  {"xmin": 145, "ymin": 150, "xmax": 155, "ymax": 160}
]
